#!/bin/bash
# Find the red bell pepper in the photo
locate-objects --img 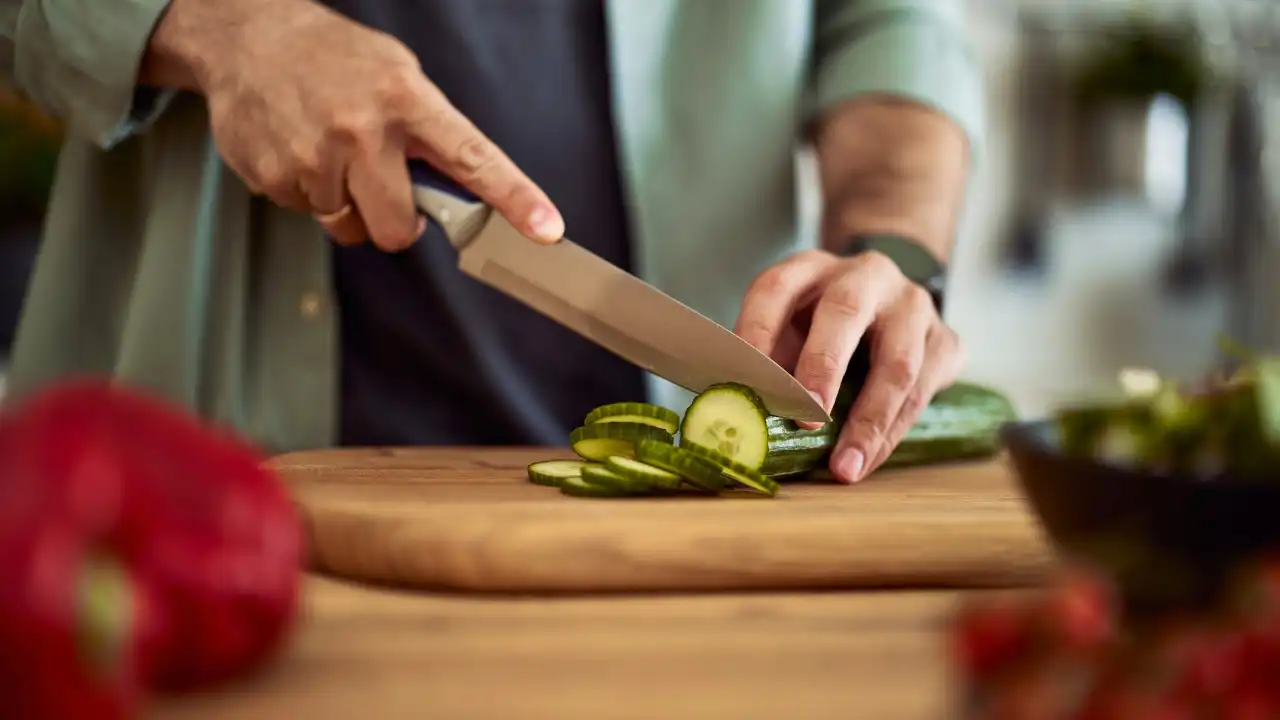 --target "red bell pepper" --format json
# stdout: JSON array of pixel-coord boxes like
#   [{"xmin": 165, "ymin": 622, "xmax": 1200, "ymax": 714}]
[
  {"xmin": 98, "ymin": 382, "xmax": 304, "ymax": 691},
  {"xmin": 0, "ymin": 378, "xmax": 304, "ymax": 715},
  {"xmin": 0, "ymin": 524, "xmax": 159, "ymax": 720}
]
